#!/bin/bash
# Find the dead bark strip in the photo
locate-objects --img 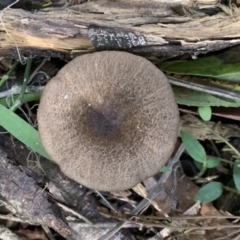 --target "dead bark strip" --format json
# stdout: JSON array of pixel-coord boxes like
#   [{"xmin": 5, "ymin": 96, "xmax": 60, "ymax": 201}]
[
  {"xmin": 1, "ymin": 0, "xmax": 240, "ymax": 59},
  {"xmin": 0, "ymin": 148, "xmax": 72, "ymax": 238},
  {"xmin": 0, "ymin": 133, "xmax": 131, "ymax": 240}
]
